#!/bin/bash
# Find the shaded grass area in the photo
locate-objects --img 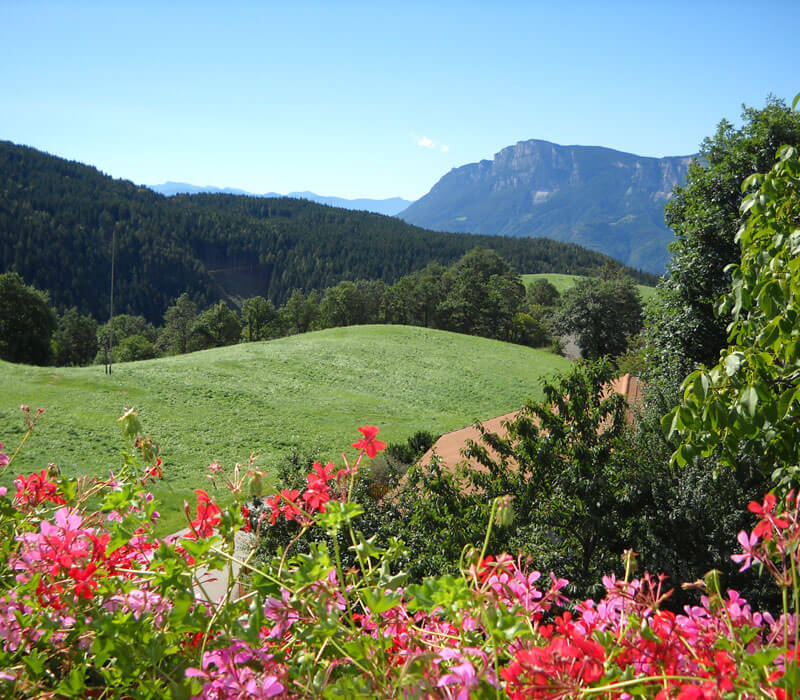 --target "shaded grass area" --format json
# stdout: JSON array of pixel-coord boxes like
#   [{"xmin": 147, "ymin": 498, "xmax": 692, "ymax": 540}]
[
  {"xmin": 2, "ymin": 325, "xmax": 570, "ymax": 532},
  {"xmin": 521, "ymin": 272, "xmax": 656, "ymax": 302}
]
